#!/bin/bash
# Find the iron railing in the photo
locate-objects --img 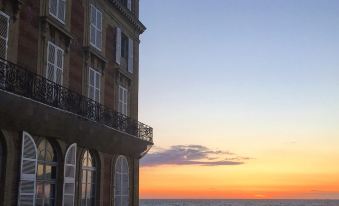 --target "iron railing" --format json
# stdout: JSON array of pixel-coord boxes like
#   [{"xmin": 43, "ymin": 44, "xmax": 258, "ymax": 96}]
[{"xmin": 0, "ymin": 58, "xmax": 153, "ymax": 143}]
